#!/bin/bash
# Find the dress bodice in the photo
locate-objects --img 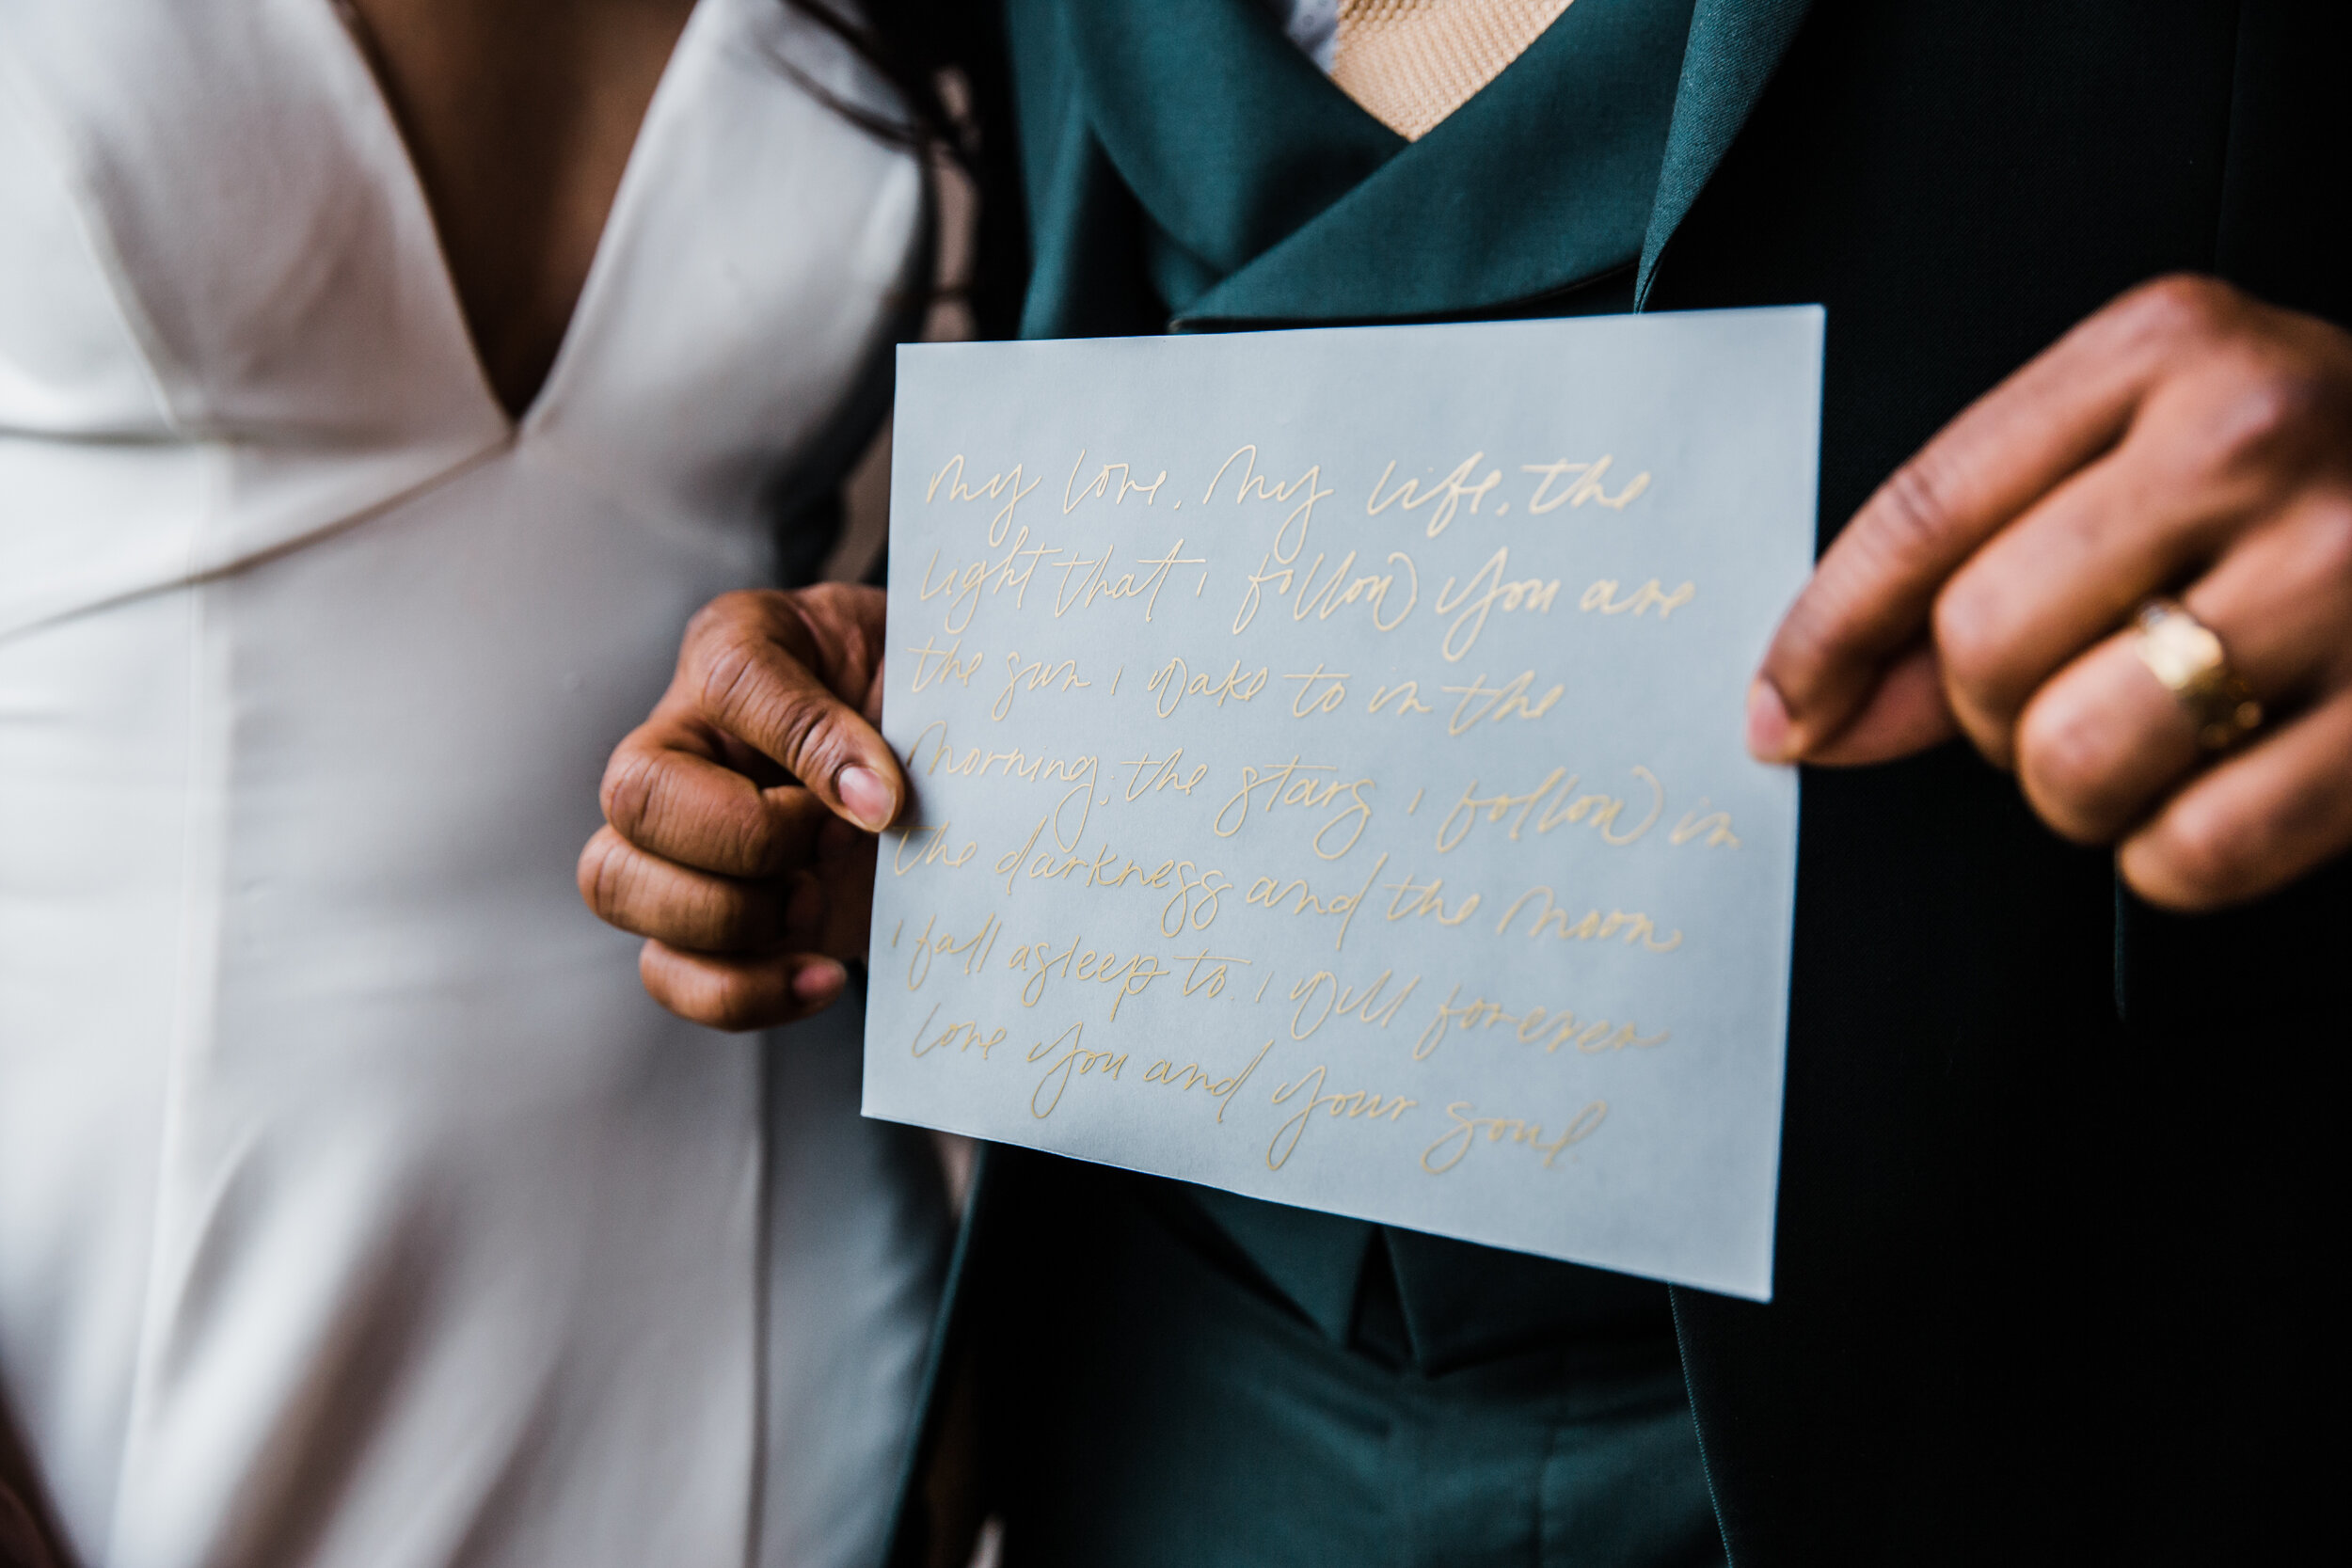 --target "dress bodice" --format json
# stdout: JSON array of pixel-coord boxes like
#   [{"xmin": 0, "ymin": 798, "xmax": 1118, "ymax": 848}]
[
  {"xmin": 0, "ymin": 5, "xmax": 942, "ymax": 1566},
  {"xmin": 0, "ymin": 0, "xmax": 920, "ymax": 633}
]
